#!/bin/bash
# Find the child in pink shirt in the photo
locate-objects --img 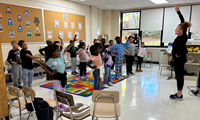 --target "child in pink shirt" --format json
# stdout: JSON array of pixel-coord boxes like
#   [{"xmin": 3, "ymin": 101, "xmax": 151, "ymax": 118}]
[
  {"xmin": 76, "ymin": 42, "xmax": 91, "ymax": 79},
  {"xmin": 136, "ymin": 39, "xmax": 147, "ymax": 72}
]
